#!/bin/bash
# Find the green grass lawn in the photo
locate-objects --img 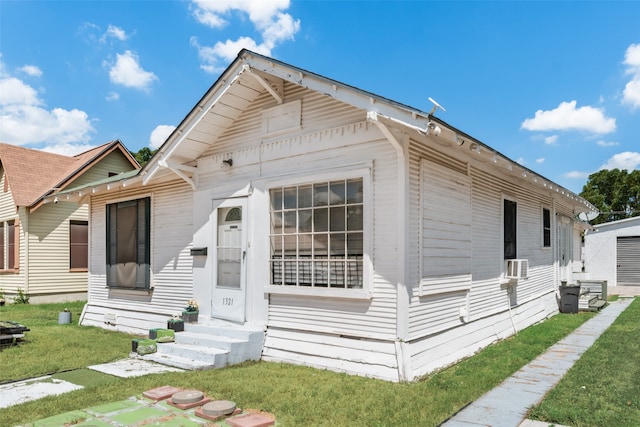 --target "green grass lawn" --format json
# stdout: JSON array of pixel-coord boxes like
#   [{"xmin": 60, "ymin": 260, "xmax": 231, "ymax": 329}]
[
  {"xmin": 0, "ymin": 299, "xmax": 628, "ymax": 427},
  {"xmin": 528, "ymin": 297, "xmax": 640, "ymax": 427}
]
